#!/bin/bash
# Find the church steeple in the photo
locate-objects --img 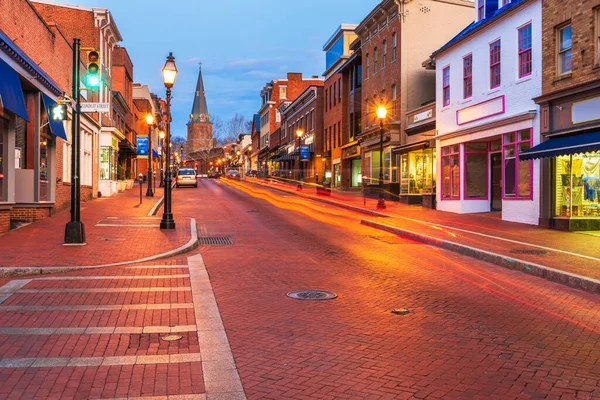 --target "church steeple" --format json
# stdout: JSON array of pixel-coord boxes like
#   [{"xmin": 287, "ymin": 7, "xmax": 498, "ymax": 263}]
[{"xmin": 189, "ymin": 63, "xmax": 210, "ymax": 123}]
